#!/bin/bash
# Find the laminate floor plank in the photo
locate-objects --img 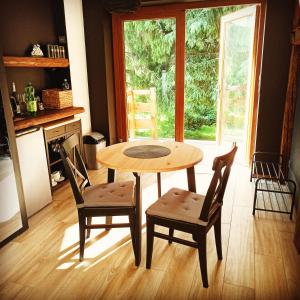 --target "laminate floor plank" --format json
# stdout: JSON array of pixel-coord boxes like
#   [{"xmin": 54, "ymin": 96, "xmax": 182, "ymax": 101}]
[
  {"xmin": 154, "ymin": 245, "xmax": 198, "ymax": 300},
  {"xmin": 253, "ymin": 218, "xmax": 282, "ymax": 257},
  {"xmin": 278, "ymin": 231, "xmax": 300, "ymax": 300},
  {"xmin": 224, "ymin": 206, "xmax": 255, "ymax": 289},
  {"xmin": 255, "ymin": 254, "xmax": 288, "ymax": 300},
  {"xmin": 233, "ymin": 166, "xmax": 254, "ymax": 207},
  {"xmin": 222, "ymin": 283, "xmax": 254, "ymax": 300},
  {"xmin": 0, "ymin": 282, "xmax": 33, "ymax": 300}
]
